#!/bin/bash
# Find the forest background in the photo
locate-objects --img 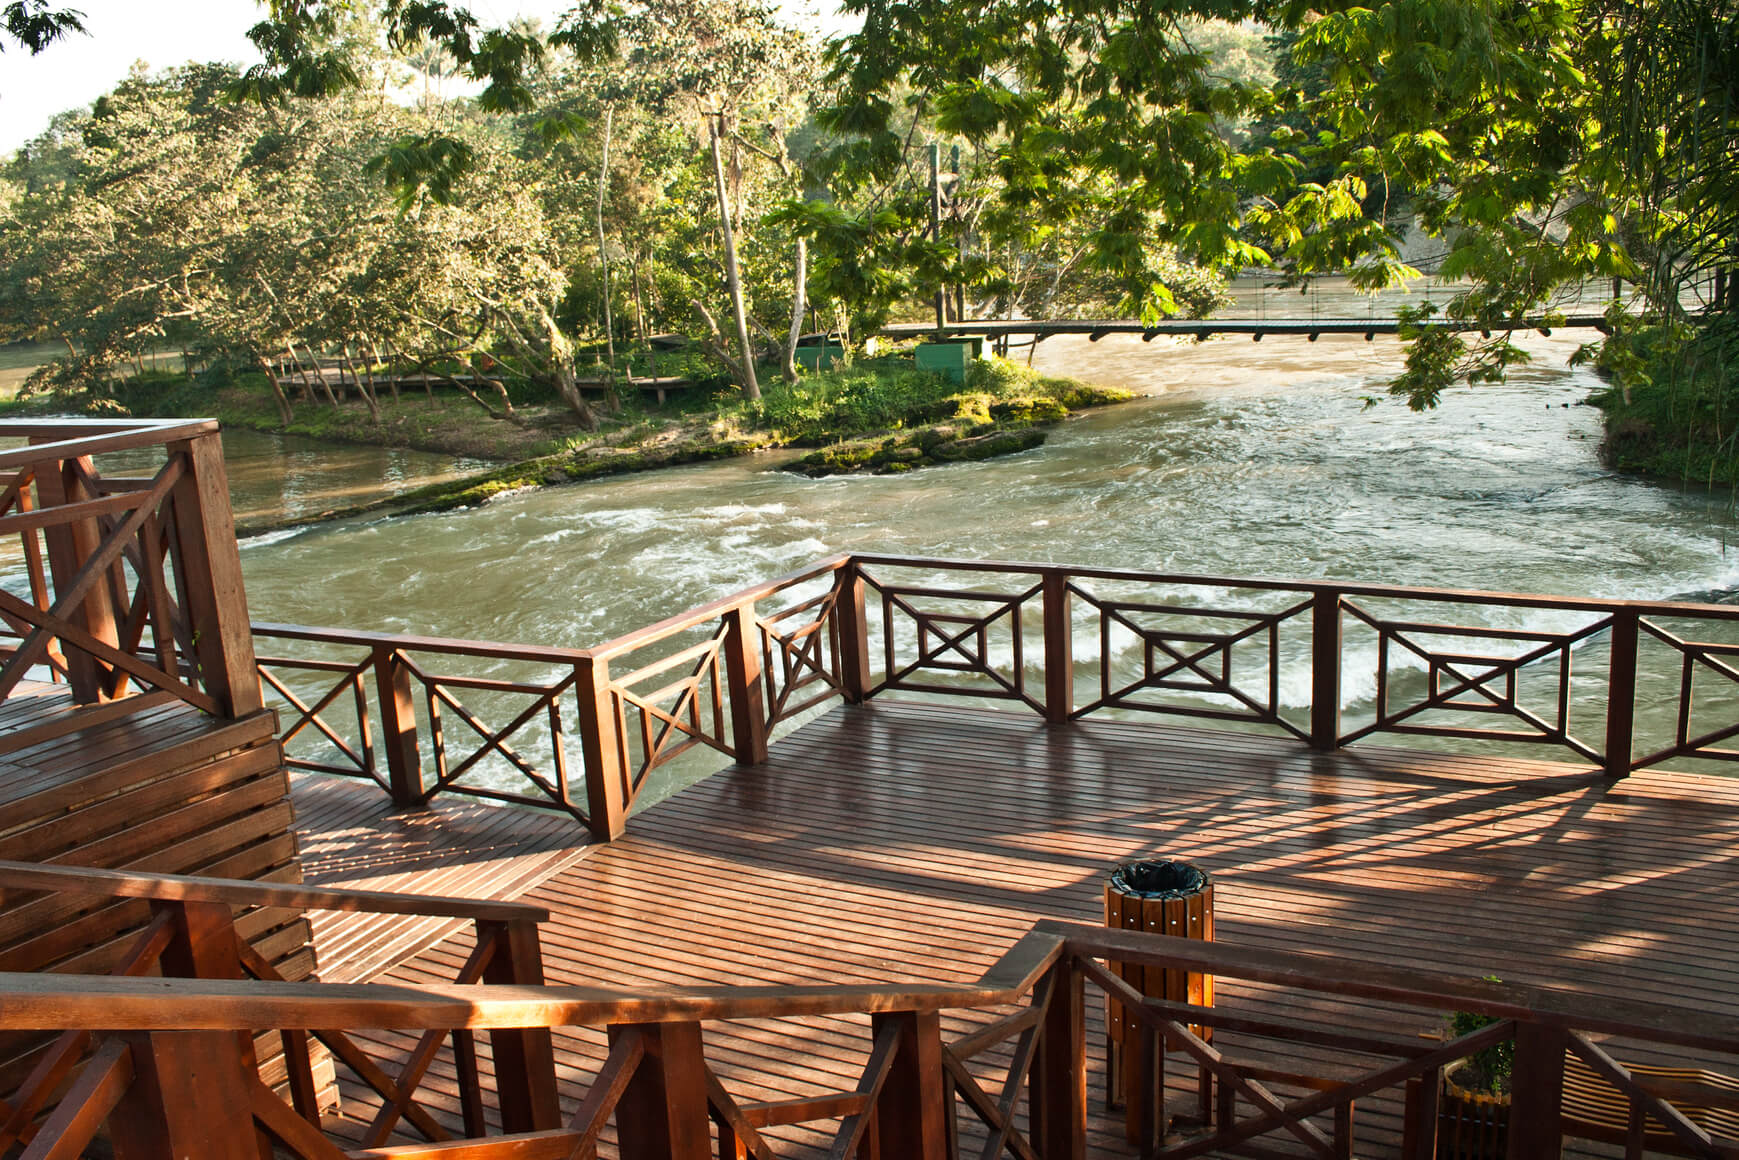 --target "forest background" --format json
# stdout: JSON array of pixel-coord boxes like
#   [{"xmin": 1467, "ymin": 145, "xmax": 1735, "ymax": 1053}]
[{"xmin": 0, "ymin": 0, "xmax": 1733, "ymax": 485}]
